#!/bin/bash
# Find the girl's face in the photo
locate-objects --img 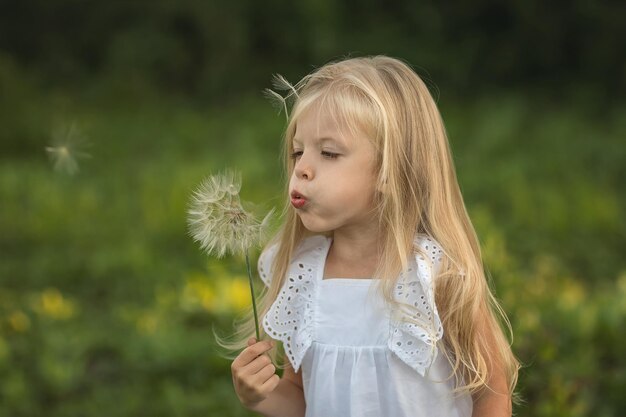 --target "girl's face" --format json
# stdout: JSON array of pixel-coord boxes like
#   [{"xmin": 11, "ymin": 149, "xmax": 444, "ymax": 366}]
[{"xmin": 288, "ymin": 103, "xmax": 379, "ymax": 236}]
